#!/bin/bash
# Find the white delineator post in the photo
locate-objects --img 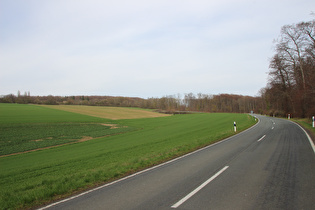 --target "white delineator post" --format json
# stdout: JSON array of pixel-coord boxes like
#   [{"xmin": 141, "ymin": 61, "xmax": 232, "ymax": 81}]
[
  {"xmin": 234, "ymin": 121, "xmax": 236, "ymax": 132},
  {"xmin": 312, "ymin": 116, "xmax": 314, "ymax": 128},
  {"xmin": 288, "ymin": 114, "xmax": 290, "ymax": 119}
]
